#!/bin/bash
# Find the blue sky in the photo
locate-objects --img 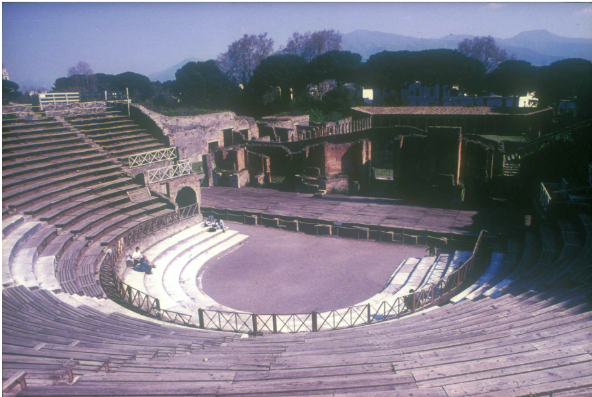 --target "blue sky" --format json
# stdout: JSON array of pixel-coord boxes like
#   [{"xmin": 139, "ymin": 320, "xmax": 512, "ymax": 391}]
[{"xmin": 3, "ymin": 2, "xmax": 592, "ymax": 89}]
